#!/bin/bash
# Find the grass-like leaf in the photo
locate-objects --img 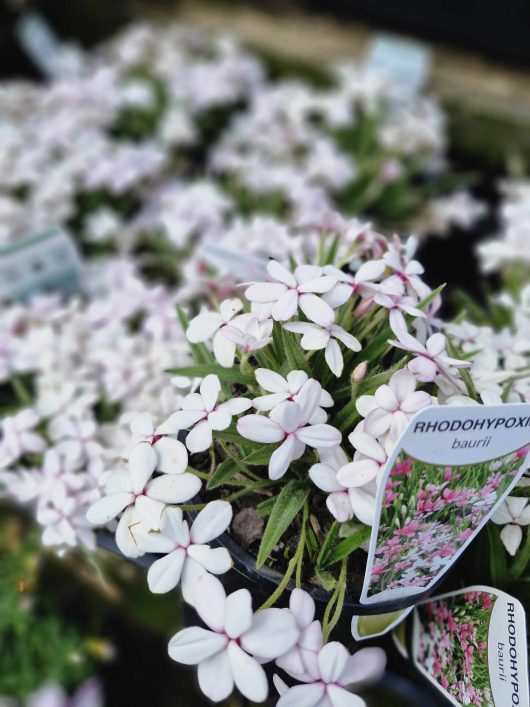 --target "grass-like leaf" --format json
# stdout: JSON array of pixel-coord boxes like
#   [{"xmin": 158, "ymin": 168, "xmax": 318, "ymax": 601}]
[
  {"xmin": 207, "ymin": 459, "xmax": 239, "ymax": 490},
  {"xmin": 257, "ymin": 481, "xmax": 309, "ymax": 568},
  {"xmin": 320, "ymin": 525, "xmax": 371, "ymax": 567},
  {"xmin": 166, "ymin": 363, "xmax": 255, "ymax": 386}
]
